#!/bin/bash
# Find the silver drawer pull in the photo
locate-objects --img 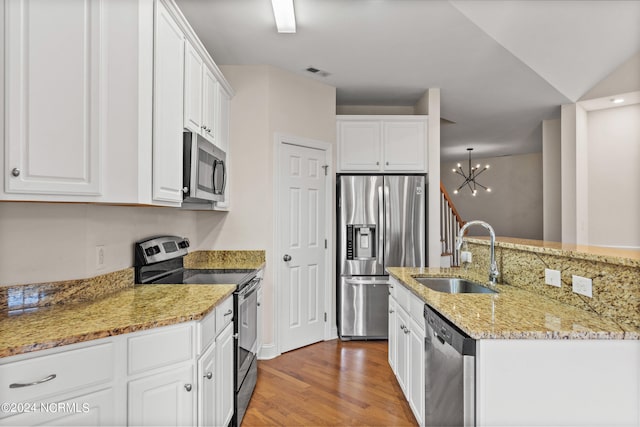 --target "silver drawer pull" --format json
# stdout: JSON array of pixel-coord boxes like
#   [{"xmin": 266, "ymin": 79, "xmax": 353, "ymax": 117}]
[
  {"xmin": 205, "ymin": 372, "xmax": 213, "ymax": 380},
  {"xmin": 9, "ymin": 374, "xmax": 57, "ymax": 389},
  {"xmin": 184, "ymin": 383, "xmax": 192, "ymax": 392},
  {"xmin": 223, "ymin": 309, "xmax": 233, "ymax": 317}
]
